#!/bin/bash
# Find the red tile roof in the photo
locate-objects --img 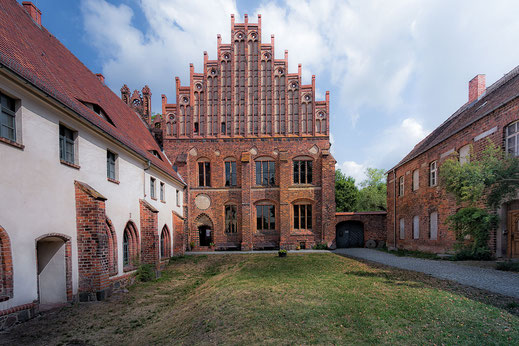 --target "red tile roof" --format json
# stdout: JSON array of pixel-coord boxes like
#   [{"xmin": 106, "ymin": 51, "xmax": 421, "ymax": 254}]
[
  {"xmin": 0, "ymin": 0, "xmax": 184, "ymax": 185},
  {"xmin": 391, "ymin": 65, "xmax": 519, "ymax": 171}
]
